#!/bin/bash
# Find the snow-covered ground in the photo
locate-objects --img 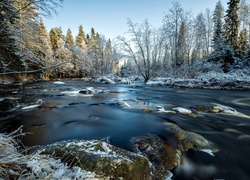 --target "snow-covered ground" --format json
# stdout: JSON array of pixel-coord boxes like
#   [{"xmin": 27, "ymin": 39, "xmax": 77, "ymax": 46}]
[
  {"xmin": 80, "ymin": 68, "xmax": 250, "ymax": 90},
  {"xmin": 90, "ymin": 72, "xmax": 250, "ymax": 89},
  {"xmin": 147, "ymin": 71, "xmax": 250, "ymax": 90}
]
